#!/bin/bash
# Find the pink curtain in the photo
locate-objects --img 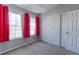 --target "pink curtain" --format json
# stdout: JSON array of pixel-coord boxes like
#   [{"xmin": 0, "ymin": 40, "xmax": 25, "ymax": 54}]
[
  {"xmin": 35, "ymin": 16, "xmax": 40, "ymax": 37},
  {"xmin": 23, "ymin": 12, "xmax": 30, "ymax": 38},
  {"xmin": 3, "ymin": 5, "xmax": 9, "ymax": 41},
  {"xmin": 0, "ymin": 5, "xmax": 4, "ymax": 42}
]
